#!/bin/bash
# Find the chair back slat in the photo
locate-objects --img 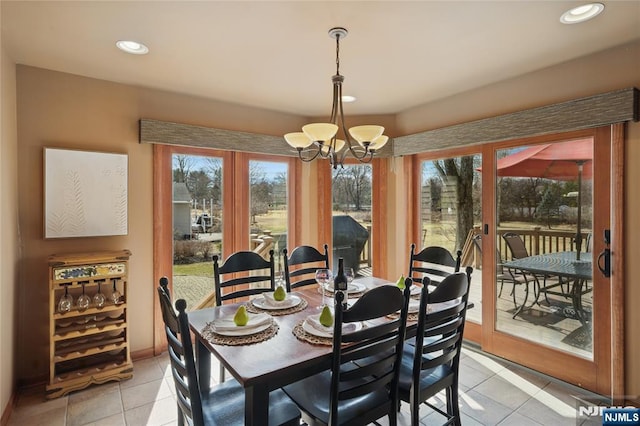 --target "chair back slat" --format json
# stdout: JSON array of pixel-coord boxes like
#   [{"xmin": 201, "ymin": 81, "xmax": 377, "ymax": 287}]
[
  {"xmin": 503, "ymin": 232, "xmax": 530, "ymax": 259},
  {"xmin": 283, "ymin": 245, "xmax": 330, "ymax": 292},
  {"xmin": 408, "ymin": 244, "xmax": 462, "ymax": 283},
  {"xmin": 213, "ymin": 250, "xmax": 275, "ymax": 305}
]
